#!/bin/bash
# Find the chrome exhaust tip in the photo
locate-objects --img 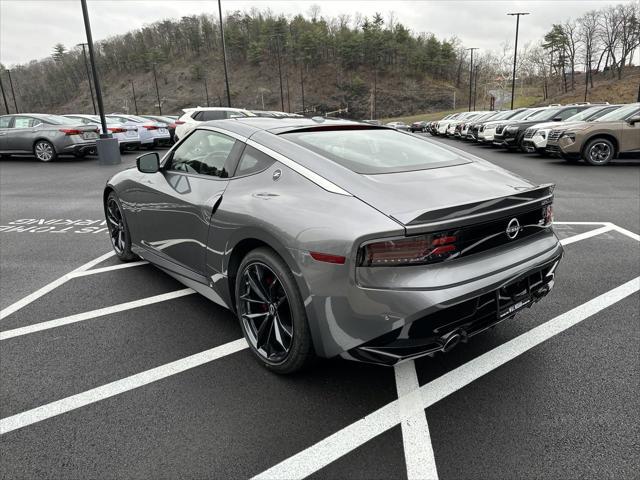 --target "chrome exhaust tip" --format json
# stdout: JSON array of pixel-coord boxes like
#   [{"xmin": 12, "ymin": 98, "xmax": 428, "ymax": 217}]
[{"xmin": 440, "ymin": 331, "xmax": 462, "ymax": 353}]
